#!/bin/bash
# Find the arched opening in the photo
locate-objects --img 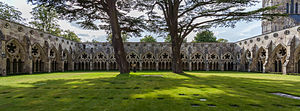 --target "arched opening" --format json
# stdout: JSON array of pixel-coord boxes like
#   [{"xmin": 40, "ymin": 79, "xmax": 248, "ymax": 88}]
[
  {"xmin": 5, "ymin": 39, "xmax": 25, "ymax": 74},
  {"xmin": 31, "ymin": 44, "xmax": 46, "ymax": 73},
  {"xmin": 271, "ymin": 45, "xmax": 286, "ymax": 73},
  {"xmin": 142, "ymin": 52, "xmax": 156, "ymax": 70},
  {"xmin": 190, "ymin": 52, "xmax": 205, "ymax": 71}
]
